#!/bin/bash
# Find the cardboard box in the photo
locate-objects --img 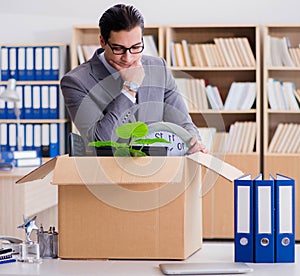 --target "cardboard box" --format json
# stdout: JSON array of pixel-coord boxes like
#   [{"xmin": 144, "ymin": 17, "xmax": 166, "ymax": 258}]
[{"xmin": 17, "ymin": 153, "xmax": 243, "ymax": 259}]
